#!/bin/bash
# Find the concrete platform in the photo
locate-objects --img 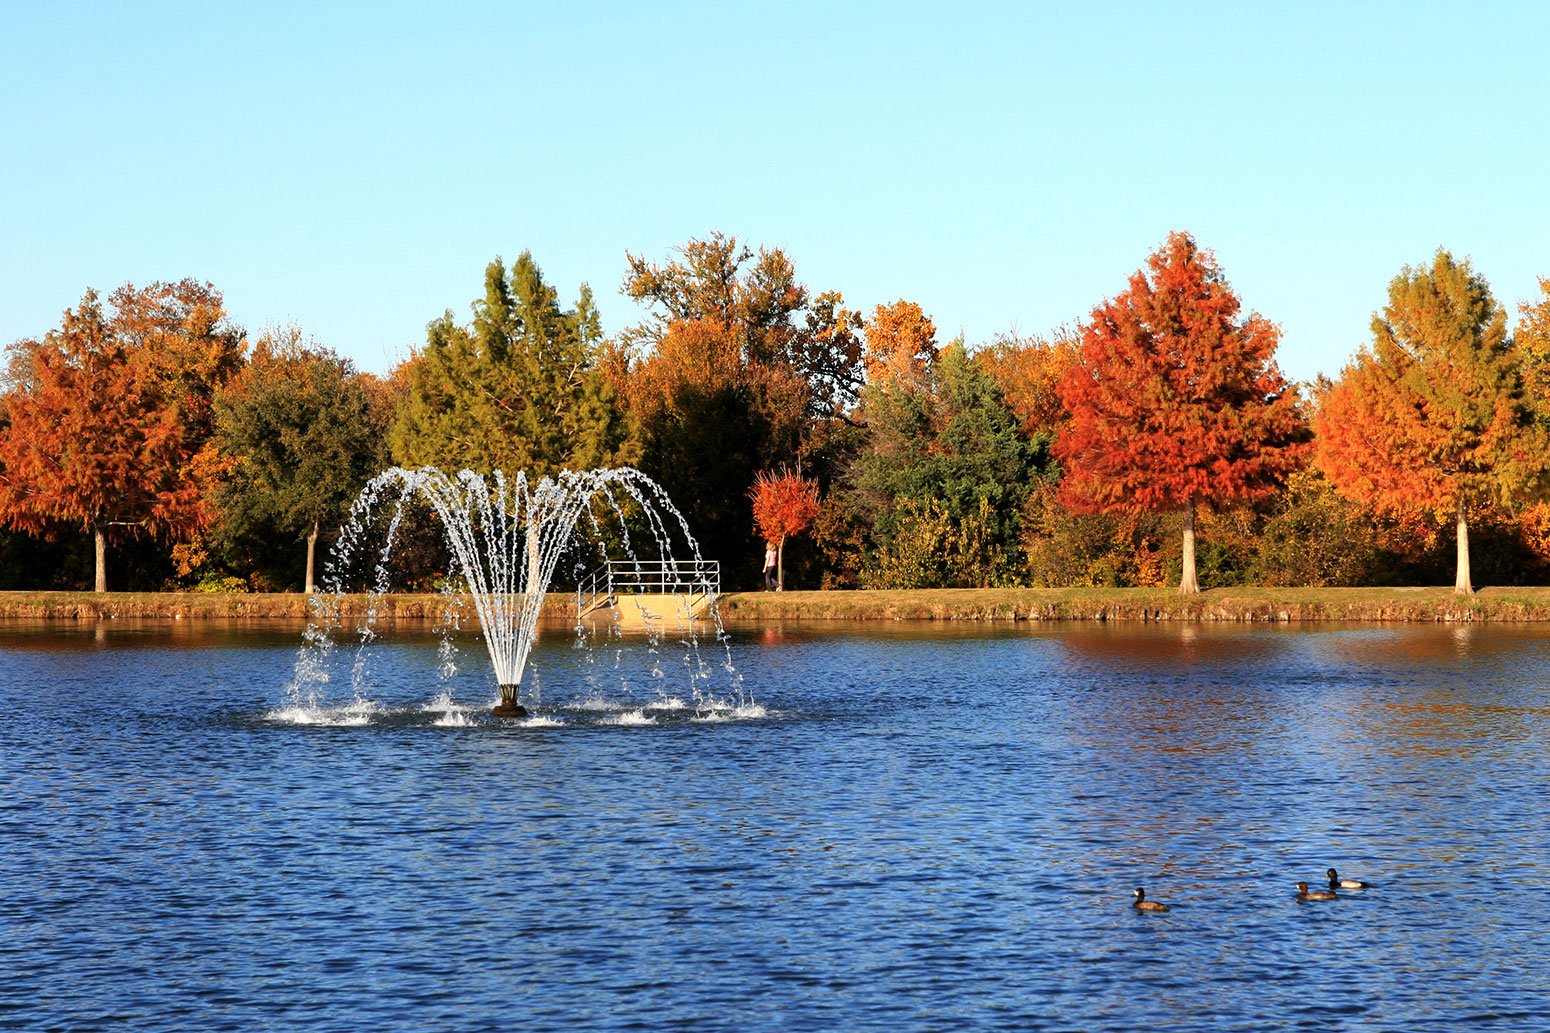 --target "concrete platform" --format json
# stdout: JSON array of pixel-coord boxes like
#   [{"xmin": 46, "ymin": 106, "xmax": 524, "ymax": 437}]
[{"xmin": 580, "ymin": 592, "xmax": 717, "ymax": 630}]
